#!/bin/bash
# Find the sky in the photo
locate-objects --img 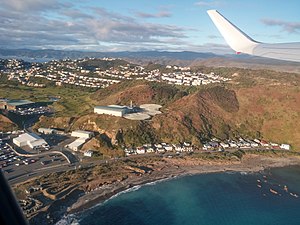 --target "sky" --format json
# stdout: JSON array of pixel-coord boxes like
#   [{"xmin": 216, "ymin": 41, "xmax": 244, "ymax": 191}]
[{"xmin": 0, "ymin": 0, "xmax": 300, "ymax": 54}]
